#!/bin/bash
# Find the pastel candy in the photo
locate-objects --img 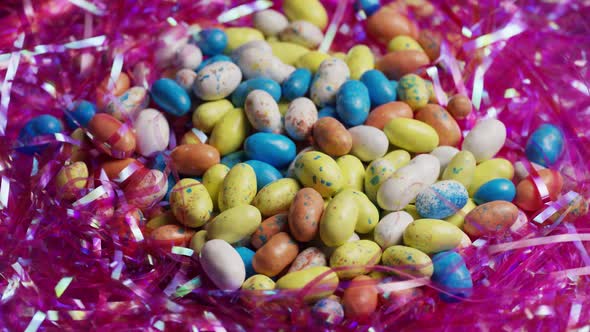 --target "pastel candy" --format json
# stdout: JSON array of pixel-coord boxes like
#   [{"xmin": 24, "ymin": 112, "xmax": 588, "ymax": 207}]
[
  {"xmin": 194, "ymin": 61, "xmax": 242, "ymax": 101},
  {"xmin": 473, "ymin": 178, "xmax": 516, "ymax": 205},
  {"xmin": 415, "ymin": 180, "xmax": 469, "ymax": 219},
  {"xmin": 200, "ymin": 239, "xmax": 246, "ymax": 291},
  {"xmin": 134, "ymin": 108, "xmax": 170, "ymax": 157},
  {"xmin": 336, "ymin": 80, "xmax": 371, "ymax": 127},
  {"xmin": 195, "ymin": 28, "xmax": 228, "ymax": 56},
  {"xmin": 244, "ymin": 133, "xmax": 297, "ymax": 168},
  {"xmin": 431, "ymin": 251, "xmax": 473, "ymax": 302},
  {"xmin": 525, "ymin": 124, "xmax": 565, "ymax": 166},
  {"xmin": 360, "ymin": 70, "xmax": 396, "ymax": 108},
  {"xmin": 66, "ymin": 100, "xmax": 96, "ymax": 128},
  {"xmin": 462, "ymin": 119, "xmax": 507, "ymax": 163},
  {"xmin": 151, "ymin": 78, "xmax": 191, "ymax": 116},
  {"xmin": 196, "ymin": 54, "xmax": 232, "ymax": 72},
  {"xmin": 231, "ymin": 77, "xmax": 282, "ymax": 108},
  {"xmin": 282, "ymin": 68, "xmax": 312, "ymax": 101}
]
